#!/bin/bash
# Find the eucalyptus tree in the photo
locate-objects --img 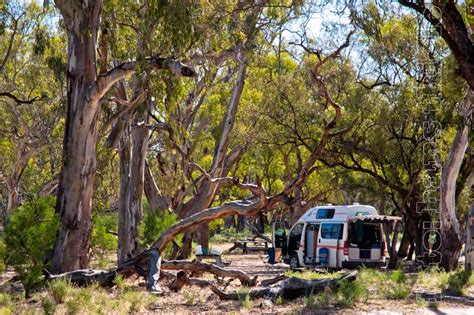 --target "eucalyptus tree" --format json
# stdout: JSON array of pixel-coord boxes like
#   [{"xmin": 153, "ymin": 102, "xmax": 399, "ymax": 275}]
[
  {"xmin": 0, "ymin": 2, "xmax": 64, "ymax": 218},
  {"xmin": 342, "ymin": 0, "xmax": 473, "ymax": 269},
  {"xmin": 50, "ymin": 0, "xmax": 195, "ymax": 273},
  {"xmin": 394, "ymin": 0, "xmax": 473, "ymax": 270}
]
